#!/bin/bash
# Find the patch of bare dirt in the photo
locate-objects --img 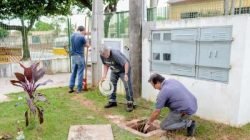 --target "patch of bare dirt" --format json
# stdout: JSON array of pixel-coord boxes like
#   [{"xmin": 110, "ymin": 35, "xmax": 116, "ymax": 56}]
[
  {"xmin": 0, "ymin": 133, "xmax": 13, "ymax": 140},
  {"xmin": 105, "ymin": 115, "xmax": 125, "ymax": 124},
  {"xmin": 71, "ymin": 95, "xmax": 126, "ymax": 123},
  {"xmin": 71, "ymin": 95, "xmax": 99, "ymax": 112}
]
